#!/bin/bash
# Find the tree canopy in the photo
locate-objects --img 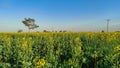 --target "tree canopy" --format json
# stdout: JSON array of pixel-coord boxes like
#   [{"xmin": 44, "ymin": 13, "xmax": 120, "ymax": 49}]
[{"xmin": 22, "ymin": 18, "xmax": 39, "ymax": 30}]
